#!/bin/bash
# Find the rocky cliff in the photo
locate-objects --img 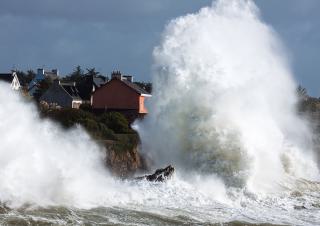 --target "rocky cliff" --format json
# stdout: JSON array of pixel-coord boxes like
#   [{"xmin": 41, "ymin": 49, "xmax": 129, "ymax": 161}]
[{"xmin": 104, "ymin": 141, "xmax": 149, "ymax": 178}]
